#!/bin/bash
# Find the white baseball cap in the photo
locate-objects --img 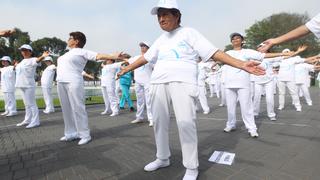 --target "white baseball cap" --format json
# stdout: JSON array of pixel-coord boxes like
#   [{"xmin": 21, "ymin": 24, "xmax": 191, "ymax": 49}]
[
  {"xmin": 43, "ymin": 56, "xmax": 53, "ymax": 62},
  {"xmin": 282, "ymin": 48, "xmax": 291, "ymax": 53},
  {"xmin": 151, "ymin": 0, "xmax": 179, "ymax": 15},
  {"xmin": 139, "ymin": 41, "xmax": 150, "ymax": 48},
  {"xmin": 1, "ymin": 56, "xmax": 11, "ymax": 62},
  {"xmin": 19, "ymin": 44, "xmax": 33, "ymax": 52}
]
